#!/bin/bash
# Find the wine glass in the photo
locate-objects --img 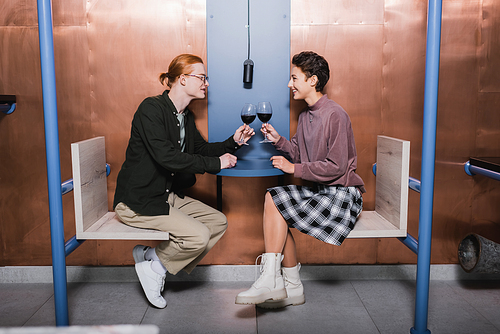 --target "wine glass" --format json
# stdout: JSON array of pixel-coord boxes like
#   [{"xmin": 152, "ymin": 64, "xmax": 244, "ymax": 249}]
[
  {"xmin": 258, "ymin": 101, "xmax": 273, "ymax": 143},
  {"xmin": 238, "ymin": 103, "xmax": 256, "ymax": 145}
]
